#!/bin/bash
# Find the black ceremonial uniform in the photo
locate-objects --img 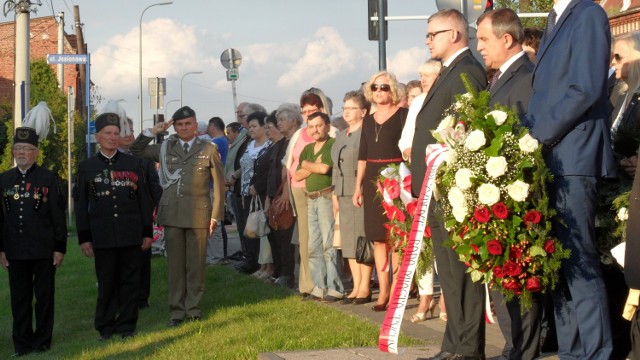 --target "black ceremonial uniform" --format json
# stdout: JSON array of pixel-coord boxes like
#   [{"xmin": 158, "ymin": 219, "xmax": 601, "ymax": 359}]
[
  {"xmin": 74, "ymin": 151, "xmax": 153, "ymax": 338},
  {"xmin": 0, "ymin": 165, "xmax": 67, "ymax": 354}
]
